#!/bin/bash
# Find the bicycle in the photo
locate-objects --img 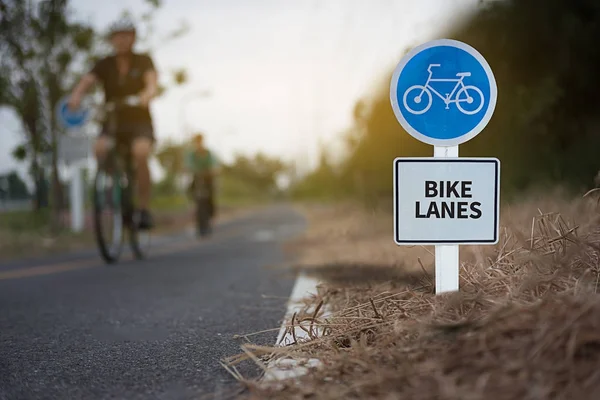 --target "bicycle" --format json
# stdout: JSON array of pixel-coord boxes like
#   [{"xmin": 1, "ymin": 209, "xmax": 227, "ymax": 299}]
[
  {"xmin": 189, "ymin": 173, "xmax": 214, "ymax": 237},
  {"xmin": 92, "ymin": 95, "xmax": 152, "ymax": 263},
  {"xmin": 402, "ymin": 64, "xmax": 484, "ymax": 115}
]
